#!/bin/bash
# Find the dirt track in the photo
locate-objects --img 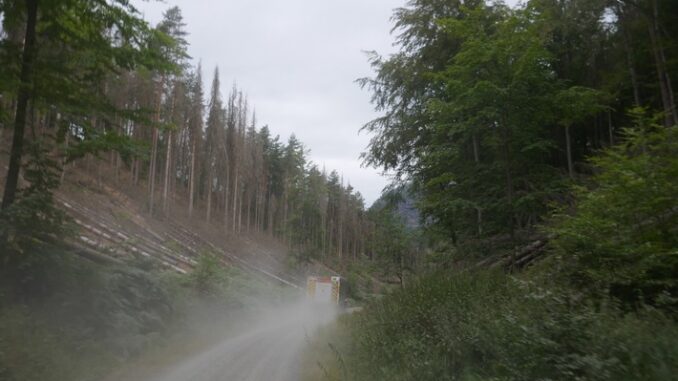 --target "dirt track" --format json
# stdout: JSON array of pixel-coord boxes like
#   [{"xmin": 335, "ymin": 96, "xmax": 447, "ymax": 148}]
[{"xmin": 130, "ymin": 303, "xmax": 335, "ymax": 381}]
